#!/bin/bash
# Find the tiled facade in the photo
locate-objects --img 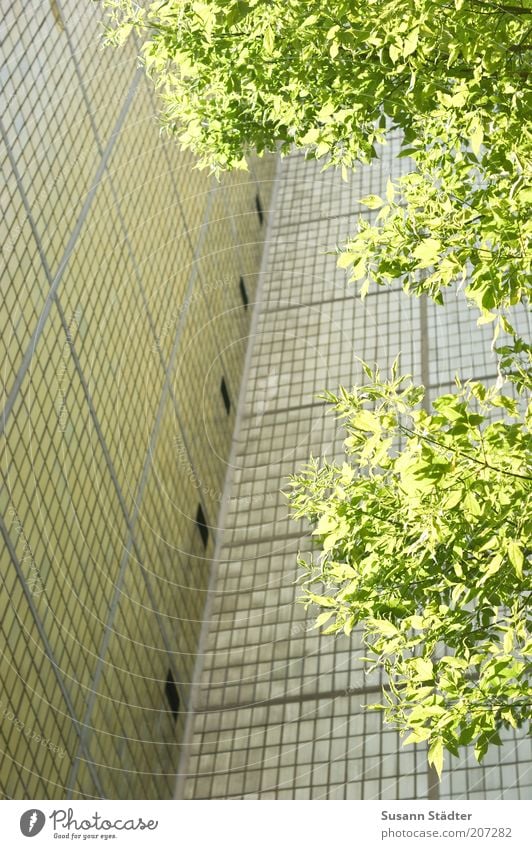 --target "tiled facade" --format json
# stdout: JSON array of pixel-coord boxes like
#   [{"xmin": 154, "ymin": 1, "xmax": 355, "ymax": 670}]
[
  {"xmin": 0, "ymin": 1, "xmax": 274, "ymax": 799},
  {"xmin": 180, "ymin": 144, "xmax": 532, "ymax": 800}
]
